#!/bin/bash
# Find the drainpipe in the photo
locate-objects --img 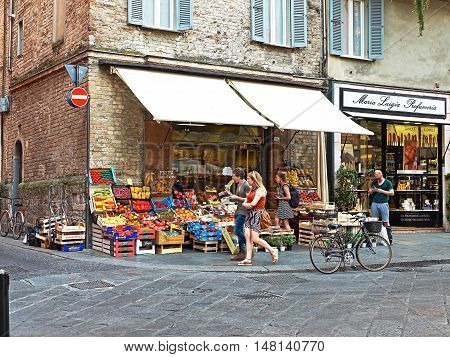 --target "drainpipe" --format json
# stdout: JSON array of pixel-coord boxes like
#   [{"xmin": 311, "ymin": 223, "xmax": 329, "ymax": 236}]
[
  {"xmin": 320, "ymin": 0, "xmax": 328, "ymax": 79},
  {"xmin": 7, "ymin": 0, "xmax": 13, "ymax": 71},
  {"xmin": 1, "ymin": 0, "xmax": 8, "ymax": 181}
]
